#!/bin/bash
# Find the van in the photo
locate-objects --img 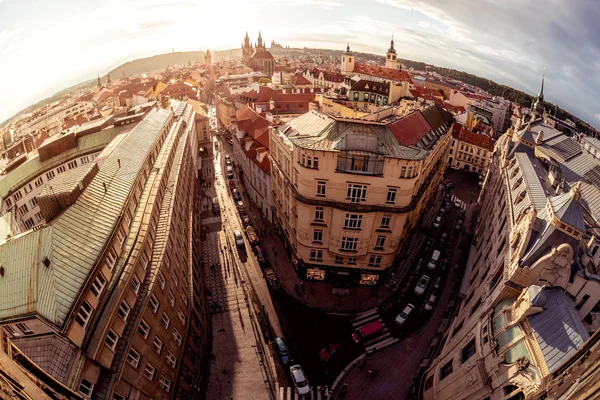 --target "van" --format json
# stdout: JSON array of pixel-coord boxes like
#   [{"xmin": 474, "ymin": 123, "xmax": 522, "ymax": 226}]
[
  {"xmin": 226, "ymin": 165, "xmax": 234, "ymax": 179},
  {"xmin": 428, "ymin": 250, "xmax": 441, "ymax": 269},
  {"xmin": 394, "ymin": 304, "xmax": 415, "ymax": 325},
  {"xmin": 424, "ymin": 295, "xmax": 437, "ymax": 311},
  {"xmin": 211, "ymin": 197, "xmax": 220, "ymax": 213},
  {"xmin": 351, "ymin": 320, "xmax": 384, "ymax": 343}
]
